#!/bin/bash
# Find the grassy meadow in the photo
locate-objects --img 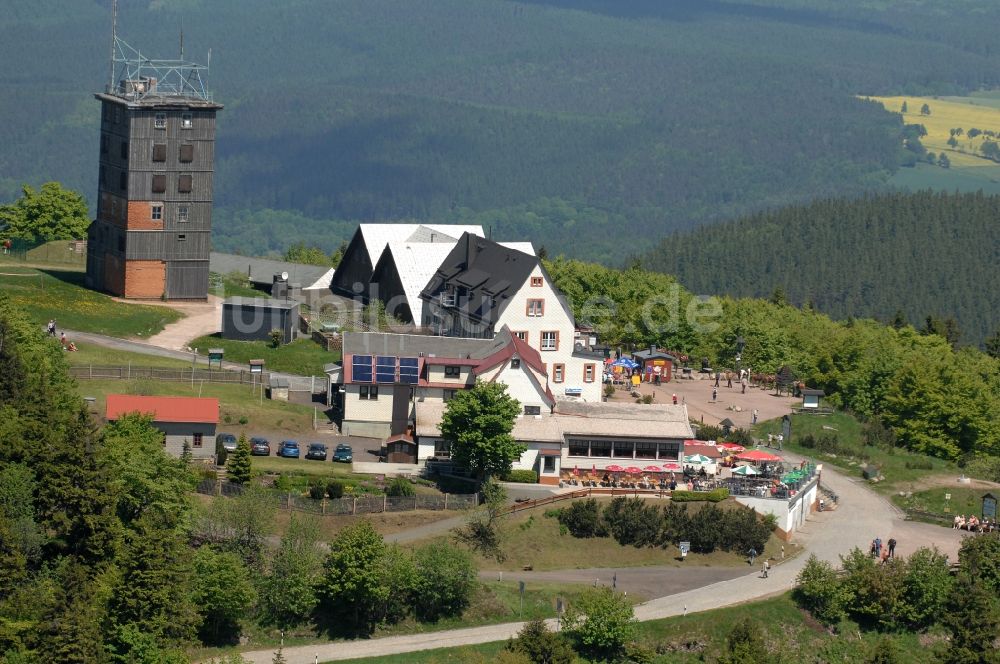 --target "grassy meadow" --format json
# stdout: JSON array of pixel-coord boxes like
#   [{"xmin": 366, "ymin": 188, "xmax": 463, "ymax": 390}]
[
  {"xmin": 752, "ymin": 410, "xmax": 956, "ymax": 492},
  {"xmin": 411, "ymin": 499, "xmax": 797, "ymax": 572},
  {"xmin": 333, "ymin": 593, "xmax": 933, "ymax": 664},
  {"xmin": 189, "ymin": 334, "xmax": 338, "ymax": 377},
  {"xmin": 75, "ymin": 379, "xmax": 320, "ymax": 436},
  {"xmin": 0, "ymin": 267, "xmax": 182, "ymax": 338}
]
